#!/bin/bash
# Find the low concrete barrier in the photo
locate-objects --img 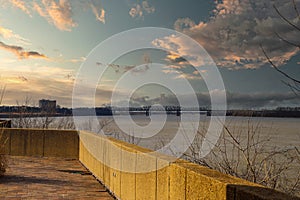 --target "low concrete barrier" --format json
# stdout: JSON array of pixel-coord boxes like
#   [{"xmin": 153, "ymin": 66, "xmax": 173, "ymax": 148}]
[
  {"xmin": 1, "ymin": 129, "xmax": 298, "ymax": 199},
  {"xmin": 0, "ymin": 128, "xmax": 79, "ymax": 158},
  {"xmin": 79, "ymin": 131, "xmax": 300, "ymax": 200}
]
